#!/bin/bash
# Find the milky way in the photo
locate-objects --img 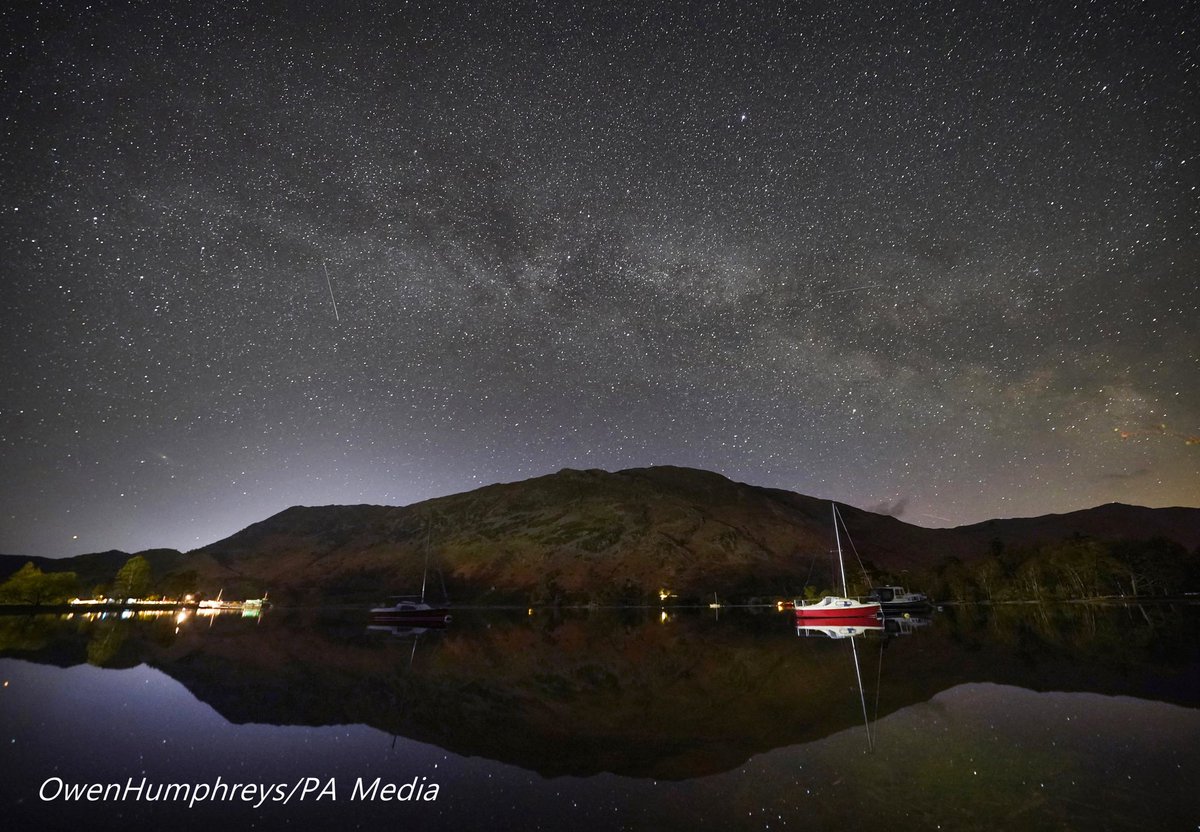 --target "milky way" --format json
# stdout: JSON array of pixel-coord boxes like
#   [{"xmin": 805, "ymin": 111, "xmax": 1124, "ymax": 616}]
[{"xmin": 2, "ymin": 0, "xmax": 1197, "ymax": 556}]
